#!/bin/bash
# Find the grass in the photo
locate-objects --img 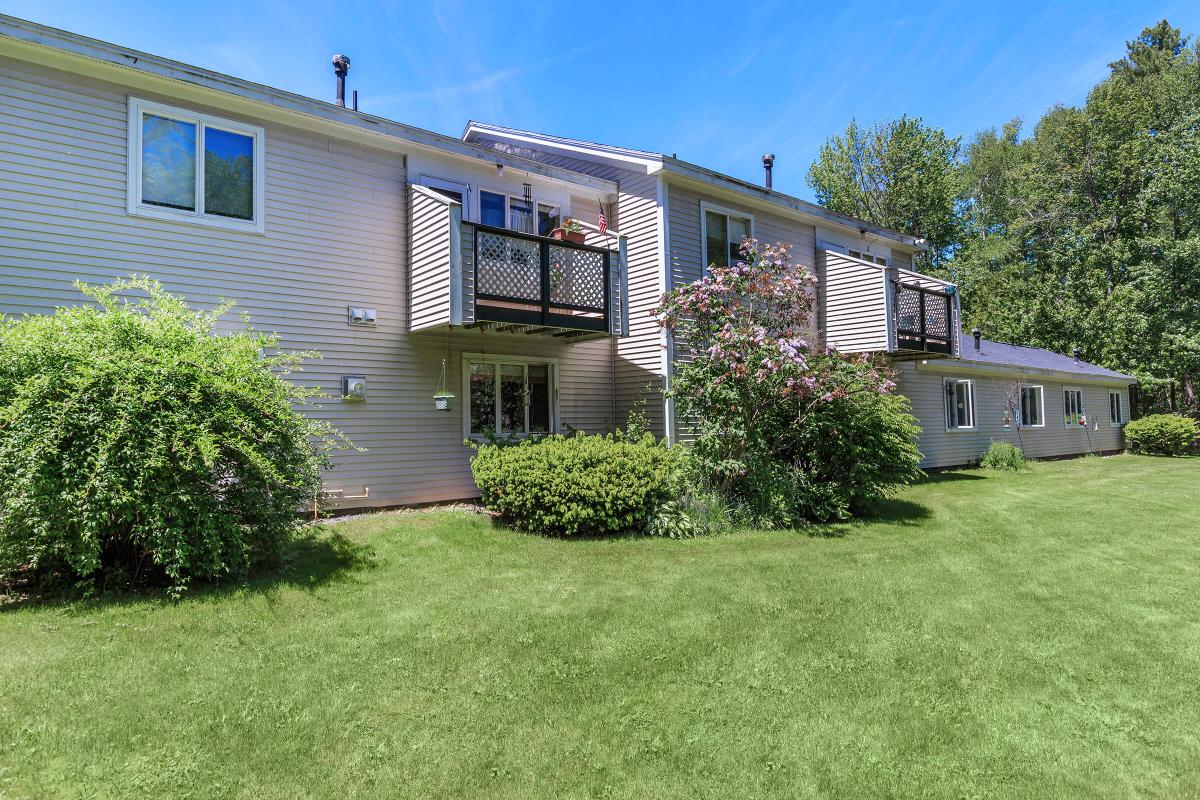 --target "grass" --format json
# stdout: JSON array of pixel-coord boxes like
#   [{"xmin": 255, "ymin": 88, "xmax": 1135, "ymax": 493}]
[{"xmin": 2, "ymin": 455, "xmax": 1199, "ymax": 799}]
